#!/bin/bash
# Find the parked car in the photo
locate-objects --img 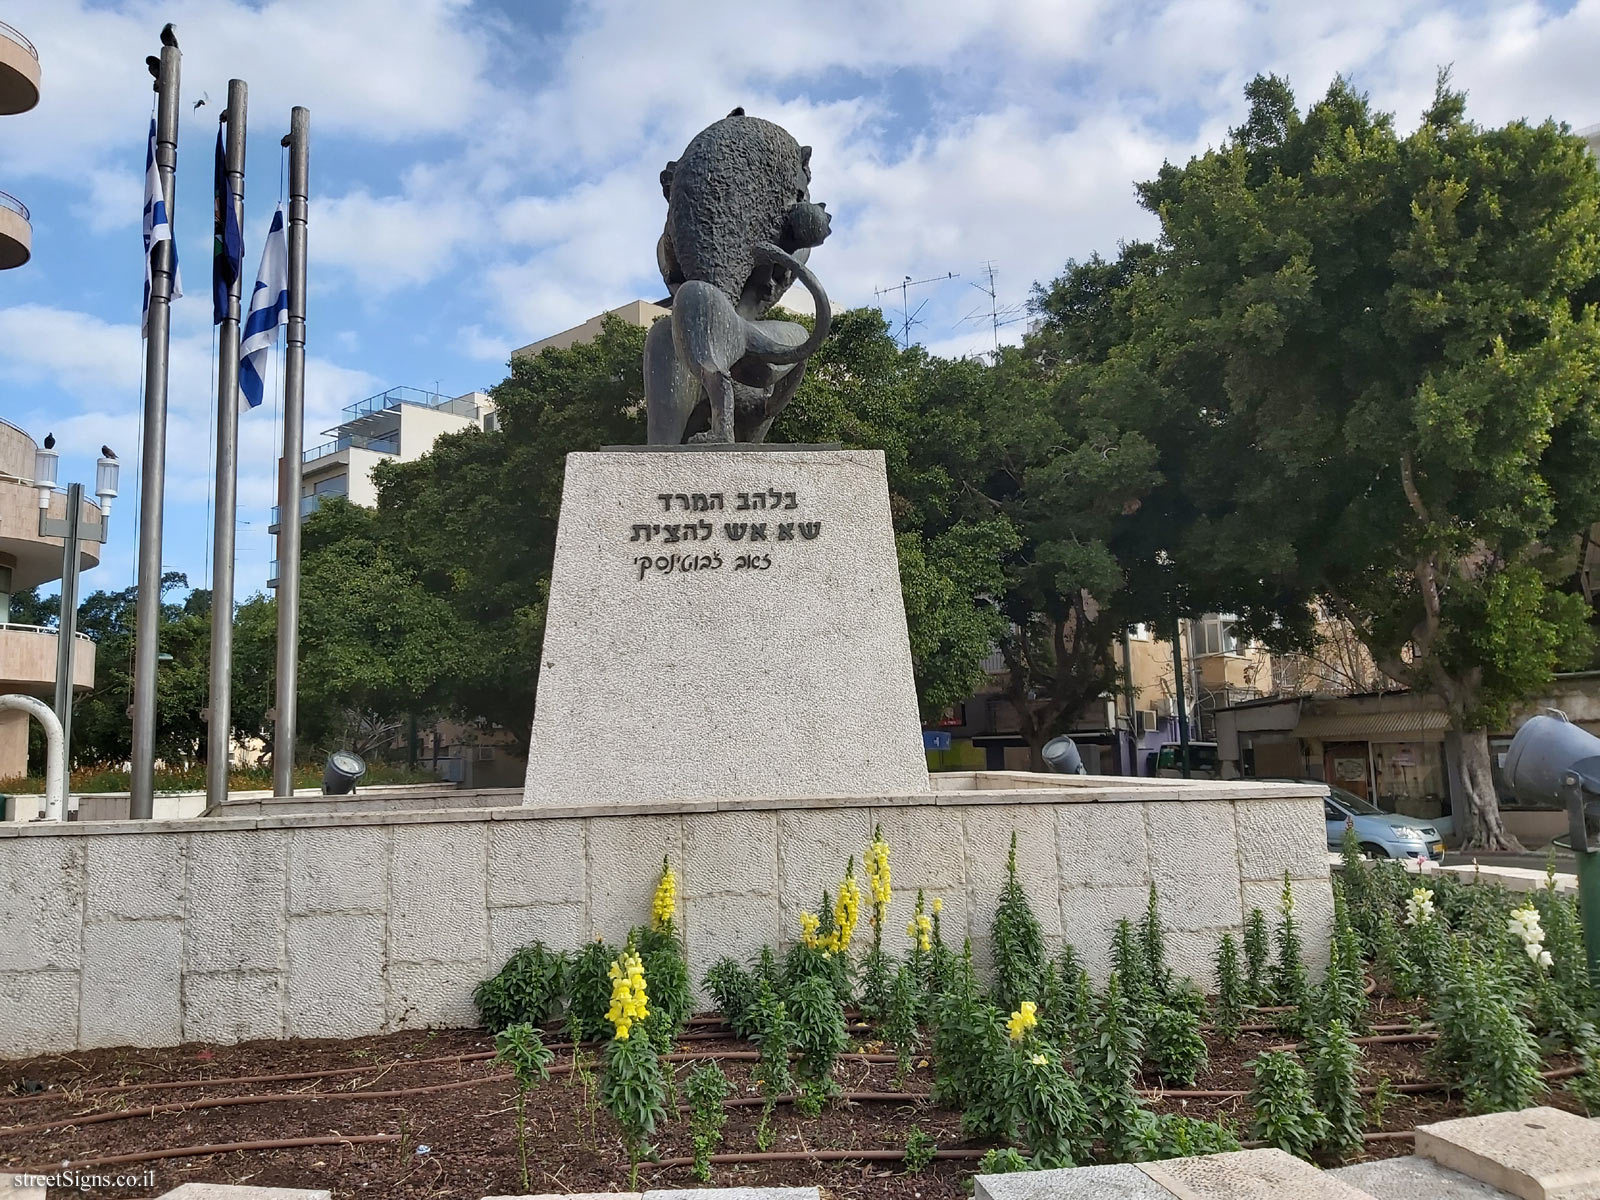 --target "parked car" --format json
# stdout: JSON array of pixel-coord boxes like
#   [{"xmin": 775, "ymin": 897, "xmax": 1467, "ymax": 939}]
[
  {"xmin": 1265, "ymin": 778, "xmax": 1445, "ymax": 862},
  {"xmin": 1154, "ymin": 741, "xmax": 1220, "ymax": 778}
]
